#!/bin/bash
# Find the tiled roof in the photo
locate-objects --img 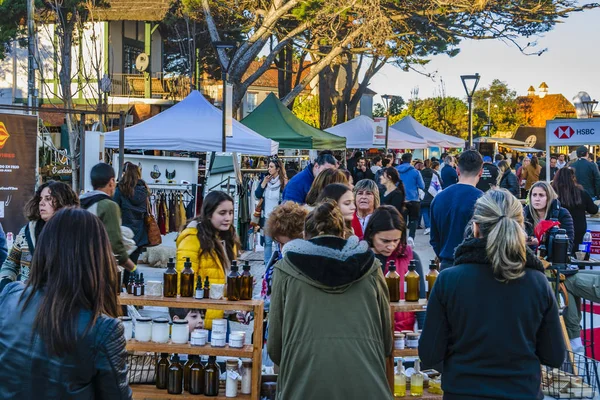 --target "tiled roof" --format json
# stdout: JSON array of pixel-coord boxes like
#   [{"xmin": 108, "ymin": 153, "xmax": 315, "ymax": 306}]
[
  {"xmin": 92, "ymin": 0, "xmax": 172, "ymax": 21},
  {"xmin": 242, "ymin": 60, "xmax": 314, "ymax": 90}
]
